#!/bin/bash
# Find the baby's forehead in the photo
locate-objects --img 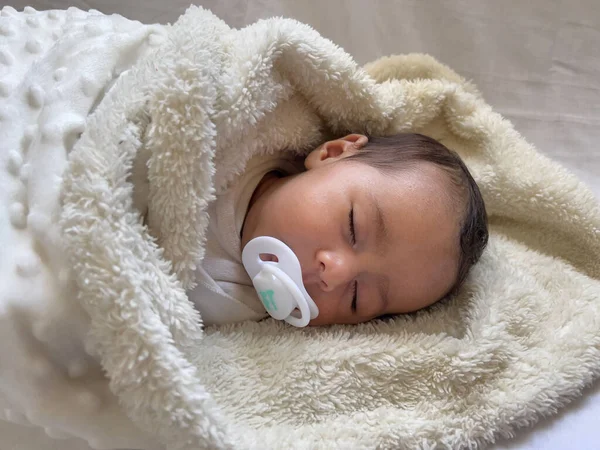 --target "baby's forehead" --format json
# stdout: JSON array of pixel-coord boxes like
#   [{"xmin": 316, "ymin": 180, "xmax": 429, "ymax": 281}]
[
  {"xmin": 409, "ymin": 162, "xmax": 467, "ymax": 214},
  {"xmin": 375, "ymin": 163, "xmax": 465, "ymax": 237},
  {"xmin": 336, "ymin": 158, "xmax": 466, "ymax": 217},
  {"xmin": 376, "ymin": 161, "xmax": 461, "ymax": 197}
]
